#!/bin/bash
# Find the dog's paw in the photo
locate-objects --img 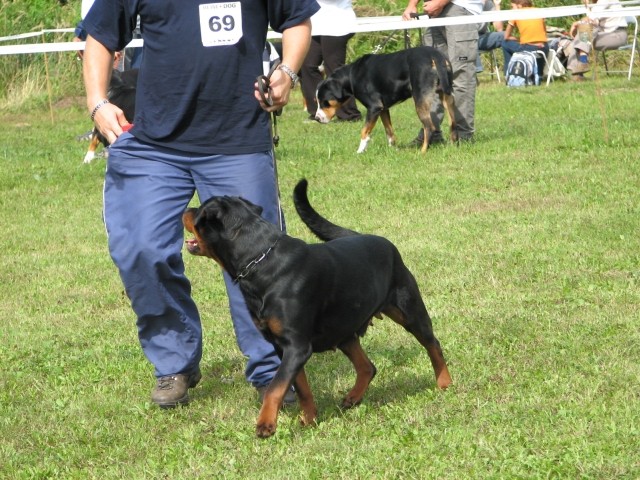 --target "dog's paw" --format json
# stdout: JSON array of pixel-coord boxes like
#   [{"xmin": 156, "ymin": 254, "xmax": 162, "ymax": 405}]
[
  {"xmin": 340, "ymin": 395, "xmax": 362, "ymax": 410},
  {"xmin": 256, "ymin": 421, "xmax": 277, "ymax": 438},
  {"xmin": 83, "ymin": 152, "xmax": 95, "ymax": 164},
  {"xmin": 299, "ymin": 409, "xmax": 318, "ymax": 427}
]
